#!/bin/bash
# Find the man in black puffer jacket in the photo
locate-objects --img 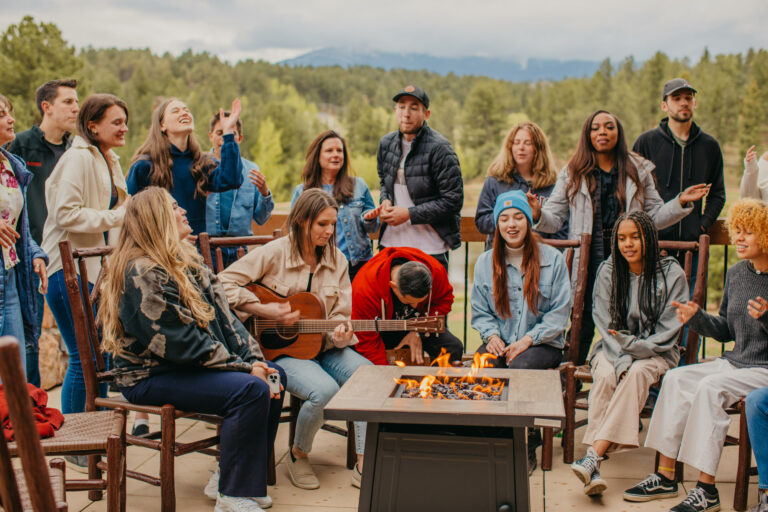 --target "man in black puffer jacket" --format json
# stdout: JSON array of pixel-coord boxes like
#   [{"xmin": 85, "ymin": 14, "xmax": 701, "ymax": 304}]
[
  {"xmin": 632, "ymin": 78, "xmax": 725, "ymax": 244},
  {"xmin": 377, "ymin": 85, "xmax": 463, "ymax": 269}
]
